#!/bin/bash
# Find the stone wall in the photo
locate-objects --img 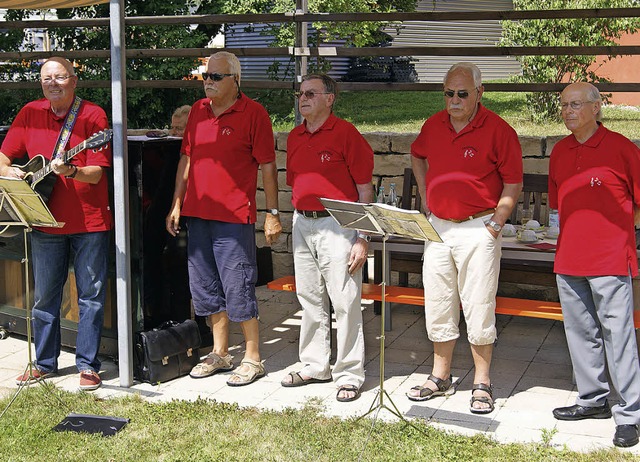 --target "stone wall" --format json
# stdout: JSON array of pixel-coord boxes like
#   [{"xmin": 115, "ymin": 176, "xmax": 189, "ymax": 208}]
[{"xmin": 257, "ymin": 132, "xmax": 559, "ymax": 280}]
